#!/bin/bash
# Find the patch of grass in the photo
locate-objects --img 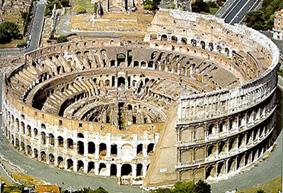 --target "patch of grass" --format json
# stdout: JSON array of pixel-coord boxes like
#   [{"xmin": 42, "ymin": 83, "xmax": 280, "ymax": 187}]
[
  {"xmin": 73, "ymin": 0, "xmax": 94, "ymax": 14},
  {"xmin": 238, "ymin": 177, "xmax": 282, "ymax": 193},
  {"xmin": 209, "ymin": 7, "xmax": 218, "ymax": 14}
]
